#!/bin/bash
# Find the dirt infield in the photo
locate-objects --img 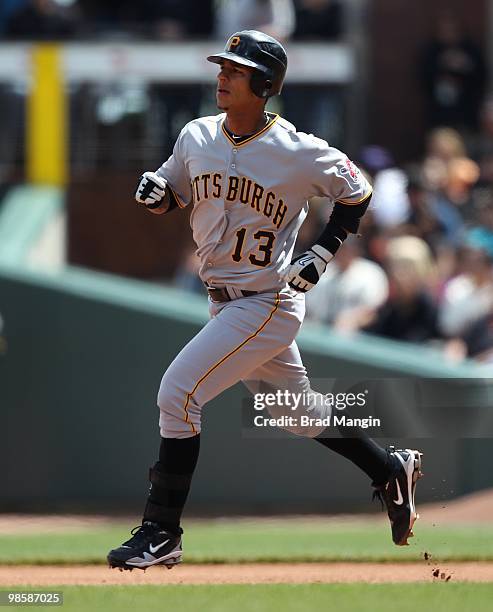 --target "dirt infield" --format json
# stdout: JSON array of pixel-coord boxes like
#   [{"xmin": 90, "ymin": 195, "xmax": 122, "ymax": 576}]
[
  {"xmin": 1, "ymin": 491, "xmax": 492, "ymax": 586},
  {"xmin": 1, "ymin": 562, "xmax": 493, "ymax": 585}
]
